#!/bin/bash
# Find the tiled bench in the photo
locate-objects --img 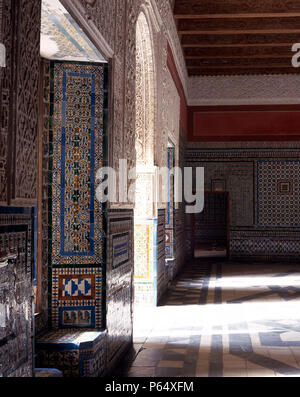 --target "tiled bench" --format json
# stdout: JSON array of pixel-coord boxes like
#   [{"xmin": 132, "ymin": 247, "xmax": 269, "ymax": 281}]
[{"xmin": 36, "ymin": 330, "xmax": 106, "ymax": 377}]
